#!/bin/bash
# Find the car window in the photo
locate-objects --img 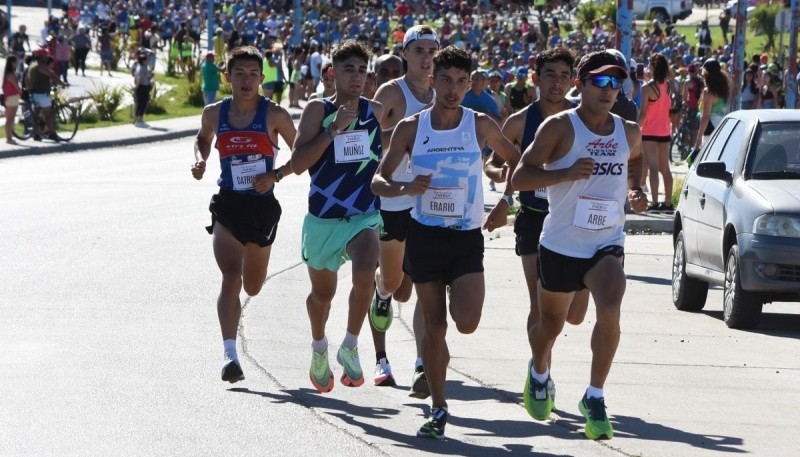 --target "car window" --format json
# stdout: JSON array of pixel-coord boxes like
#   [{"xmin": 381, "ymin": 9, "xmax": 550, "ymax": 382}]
[
  {"xmin": 699, "ymin": 119, "xmax": 736, "ymax": 164},
  {"xmin": 718, "ymin": 121, "xmax": 746, "ymax": 171},
  {"xmin": 748, "ymin": 122, "xmax": 800, "ymax": 179}
]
